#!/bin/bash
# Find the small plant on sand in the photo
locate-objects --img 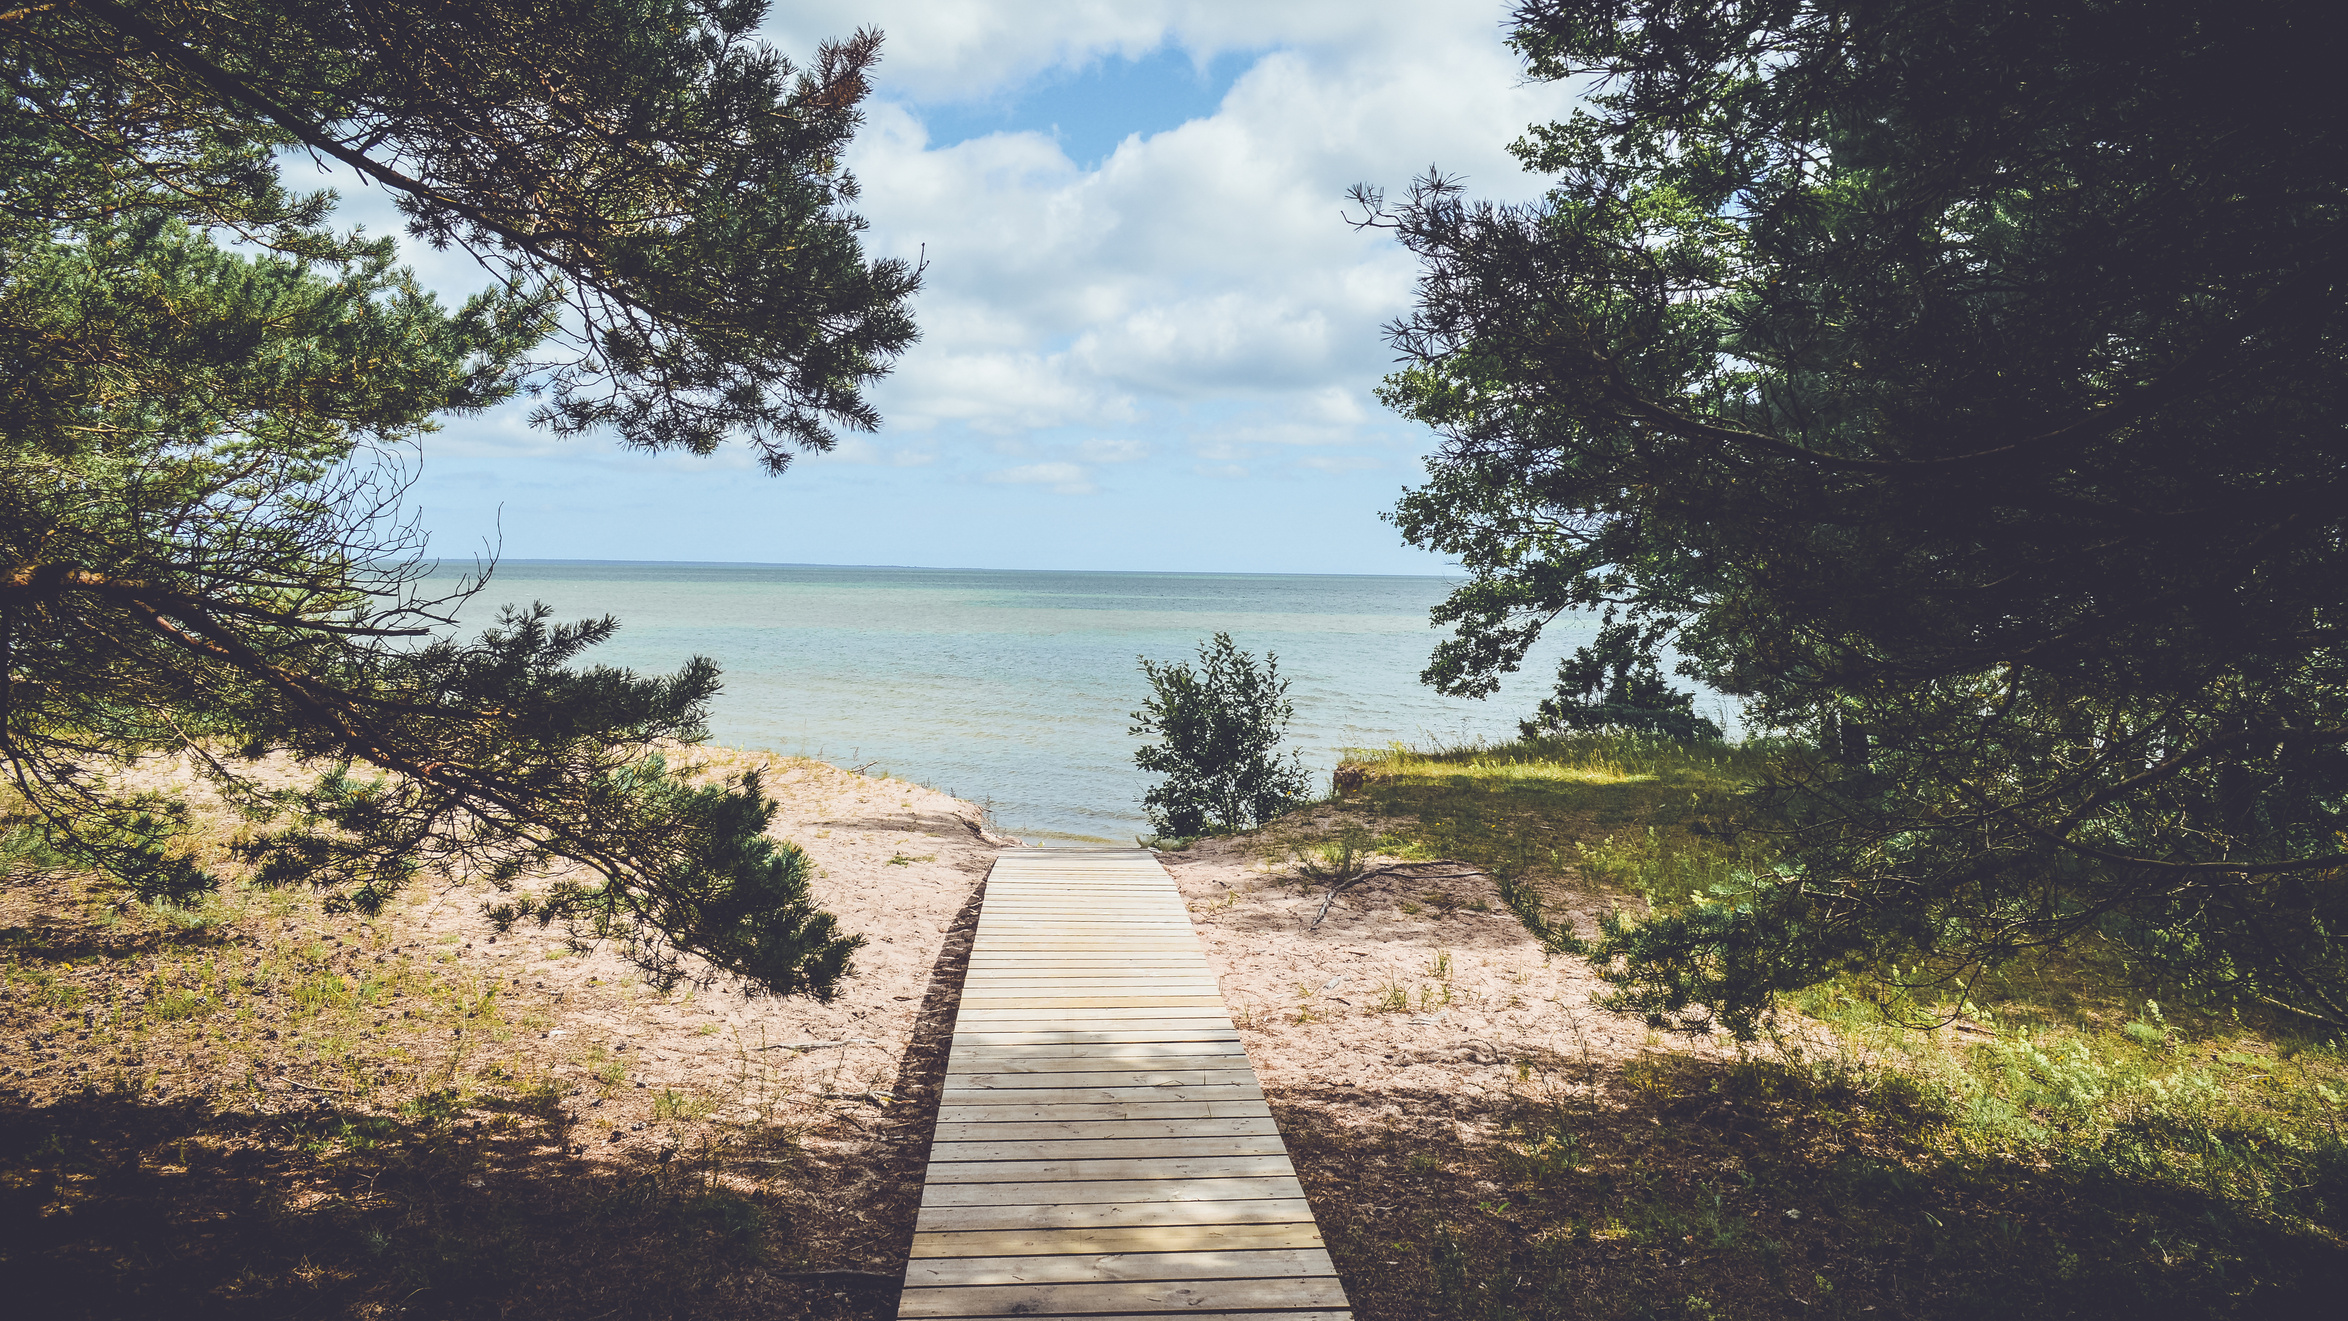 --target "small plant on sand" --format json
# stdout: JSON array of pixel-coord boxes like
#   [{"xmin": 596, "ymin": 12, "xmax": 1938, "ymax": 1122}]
[{"xmin": 1297, "ymin": 826, "xmax": 1376, "ymax": 884}]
